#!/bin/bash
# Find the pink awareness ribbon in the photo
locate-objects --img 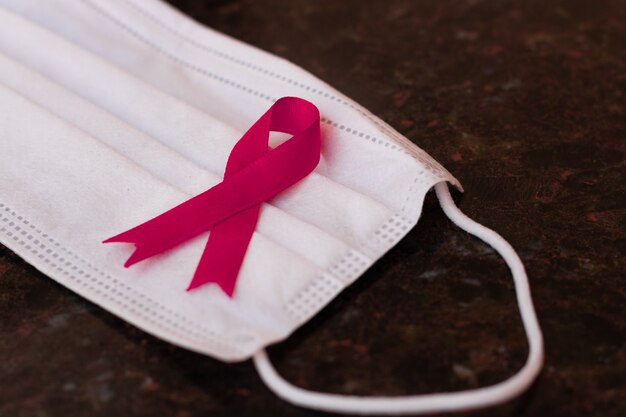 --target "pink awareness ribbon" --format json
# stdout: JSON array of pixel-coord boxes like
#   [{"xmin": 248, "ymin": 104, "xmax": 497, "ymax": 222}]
[{"xmin": 104, "ymin": 97, "xmax": 321, "ymax": 297}]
